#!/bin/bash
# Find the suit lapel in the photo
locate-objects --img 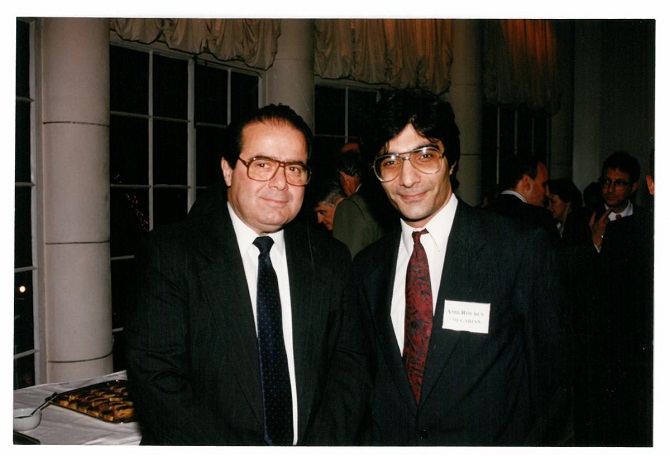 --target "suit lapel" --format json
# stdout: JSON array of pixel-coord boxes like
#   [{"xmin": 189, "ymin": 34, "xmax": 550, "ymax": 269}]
[
  {"xmin": 368, "ymin": 231, "xmax": 419, "ymax": 412},
  {"xmin": 284, "ymin": 223, "xmax": 317, "ymax": 440},
  {"xmin": 194, "ymin": 198, "xmax": 264, "ymax": 428},
  {"xmin": 419, "ymin": 203, "xmax": 487, "ymax": 408}
]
